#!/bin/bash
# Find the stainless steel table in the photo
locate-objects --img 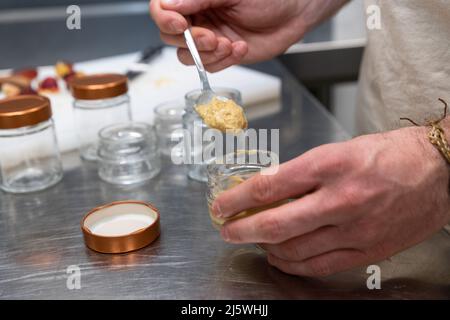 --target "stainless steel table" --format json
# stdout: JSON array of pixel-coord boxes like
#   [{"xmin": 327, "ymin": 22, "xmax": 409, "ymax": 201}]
[{"xmin": 0, "ymin": 61, "xmax": 449, "ymax": 299}]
